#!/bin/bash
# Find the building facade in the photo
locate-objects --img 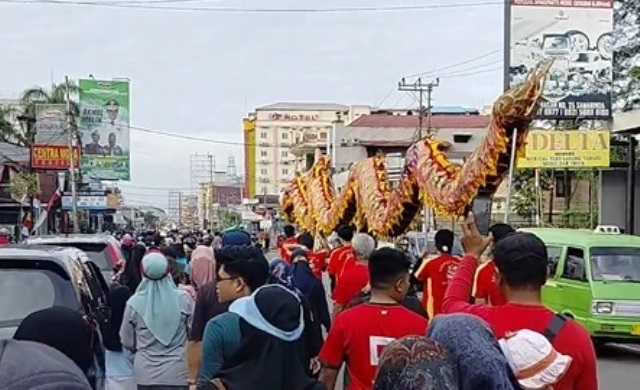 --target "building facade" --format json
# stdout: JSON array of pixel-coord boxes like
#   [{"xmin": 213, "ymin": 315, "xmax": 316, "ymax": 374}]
[{"xmin": 244, "ymin": 102, "xmax": 366, "ymax": 197}]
